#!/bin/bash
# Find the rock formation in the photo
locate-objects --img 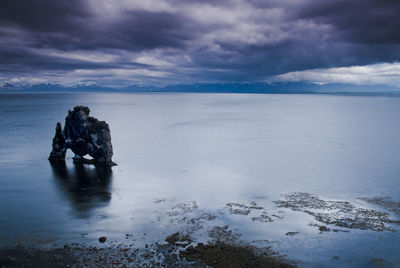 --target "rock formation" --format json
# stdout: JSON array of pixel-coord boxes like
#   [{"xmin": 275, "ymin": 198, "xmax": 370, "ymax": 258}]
[
  {"xmin": 48, "ymin": 122, "xmax": 66, "ymax": 161},
  {"xmin": 49, "ymin": 106, "xmax": 116, "ymax": 166}
]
